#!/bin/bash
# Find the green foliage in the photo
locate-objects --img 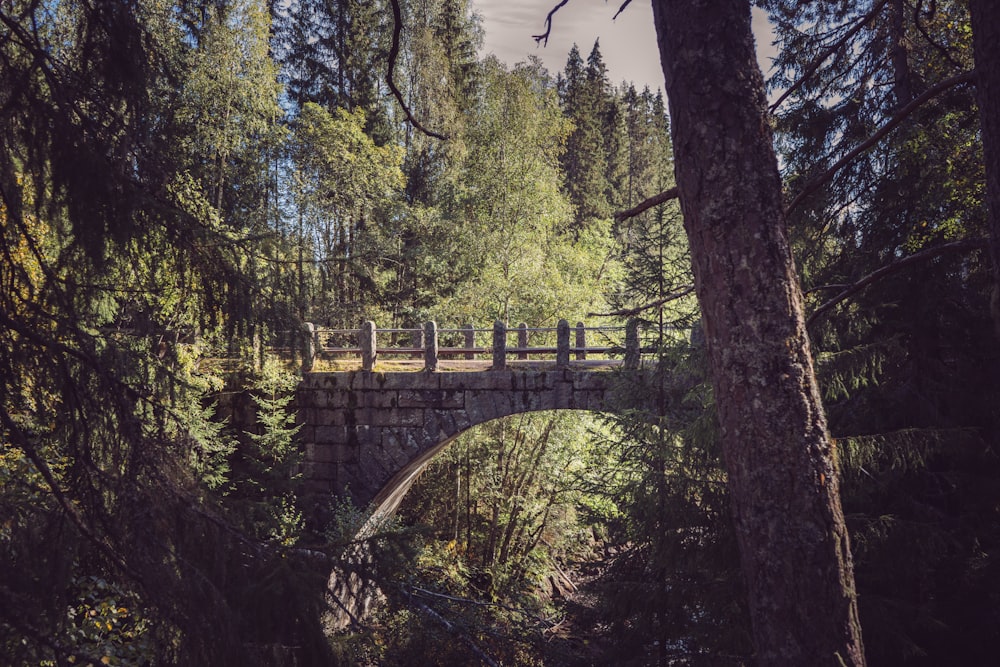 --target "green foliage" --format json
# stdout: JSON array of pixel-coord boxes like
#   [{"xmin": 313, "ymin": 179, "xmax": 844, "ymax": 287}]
[
  {"xmin": 3, "ymin": 0, "xmax": 997, "ymax": 663},
  {"xmin": 764, "ymin": 3, "xmax": 1000, "ymax": 663}
]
